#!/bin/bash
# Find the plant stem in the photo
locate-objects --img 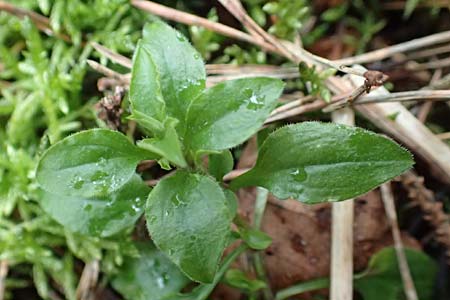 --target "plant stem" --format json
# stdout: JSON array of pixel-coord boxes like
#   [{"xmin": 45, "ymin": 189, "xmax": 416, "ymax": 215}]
[
  {"xmin": 253, "ymin": 187, "xmax": 269, "ymax": 228},
  {"xmin": 252, "ymin": 187, "xmax": 273, "ymax": 300},
  {"xmin": 275, "ymin": 277, "xmax": 330, "ymax": 300}
]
